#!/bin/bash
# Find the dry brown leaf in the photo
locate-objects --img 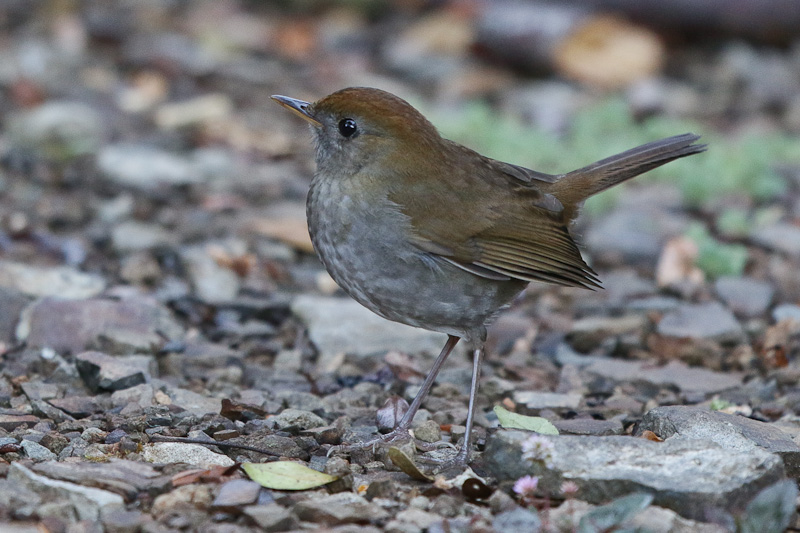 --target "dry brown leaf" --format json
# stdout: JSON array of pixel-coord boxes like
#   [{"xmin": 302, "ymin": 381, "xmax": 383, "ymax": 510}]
[
  {"xmin": 384, "ymin": 350, "xmax": 425, "ymax": 381},
  {"xmin": 639, "ymin": 430, "xmax": 663, "ymax": 442},
  {"xmin": 760, "ymin": 318, "xmax": 800, "ymax": 369},
  {"xmin": 655, "ymin": 236, "xmax": 704, "ymax": 288},
  {"xmin": 172, "ymin": 464, "xmax": 240, "ymax": 487},
  {"xmin": 376, "ymin": 396, "xmax": 410, "ymax": 432}
]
